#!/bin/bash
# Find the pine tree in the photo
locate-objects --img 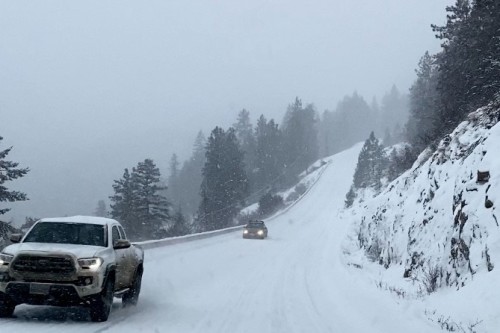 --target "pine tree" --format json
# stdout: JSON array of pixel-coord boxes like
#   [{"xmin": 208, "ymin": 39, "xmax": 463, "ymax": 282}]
[
  {"xmin": 20, "ymin": 216, "xmax": 38, "ymax": 231},
  {"xmin": 132, "ymin": 159, "xmax": 170, "ymax": 240},
  {"xmin": 387, "ymin": 146, "xmax": 416, "ymax": 182},
  {"xmin": 254, "ymin": 115, "xmax": 284, "ymax": 193},
  {"xmin": 109, "ymin": 168, "xmax": 139, "ymax": 238},
  {"xmin": 168, "ymin": 154, "xmax": 179, "ymax": 183},
  {"xmin": 174, "ymin": 131, "xmax": 206, "ymax": 217},
  {"xmin": 233, "ymin": 109, "xmax": 257, "ymax": 192},
  {"xmin": 351, "ymin": 132, "xmax": 384, "ymax": 191},
  {"xmin": 168, "ymin": 208, "xmax": 190, "ymax": 237},
  {"xmin": 167, "ymin": 153, "xmax": 180, "ymax": 205},
  {"xmin": 383, "ymin": 128, "xmax": 393, "ymax": 146},
  {"xmin": 281, "ymin": 97, "xmax": 319, "ymax": 183},
  {"xmin": 431, "ymin": 0, "xmax": 500, "ymax": 133},
  {"xmin": 197, "ymin": 127, "xmax": 248, "ymax": 231},
  {"xmin": 378, "ymin": 85, "xmax": 409, "ymax": 137},
  {"xmin": 406, "ymin": 51, "xmax": 440, "ymax": 150},
  {"xmin": 94, "ymin": 200, "xmax": 107, "ymax": 217},
  {"xmin": 0, "ymin": 220, "xmax": 18, "ymax": 249},
  {"xmin": 0, "ymin": 136, "xmax": 29, "ymax": 215}
]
